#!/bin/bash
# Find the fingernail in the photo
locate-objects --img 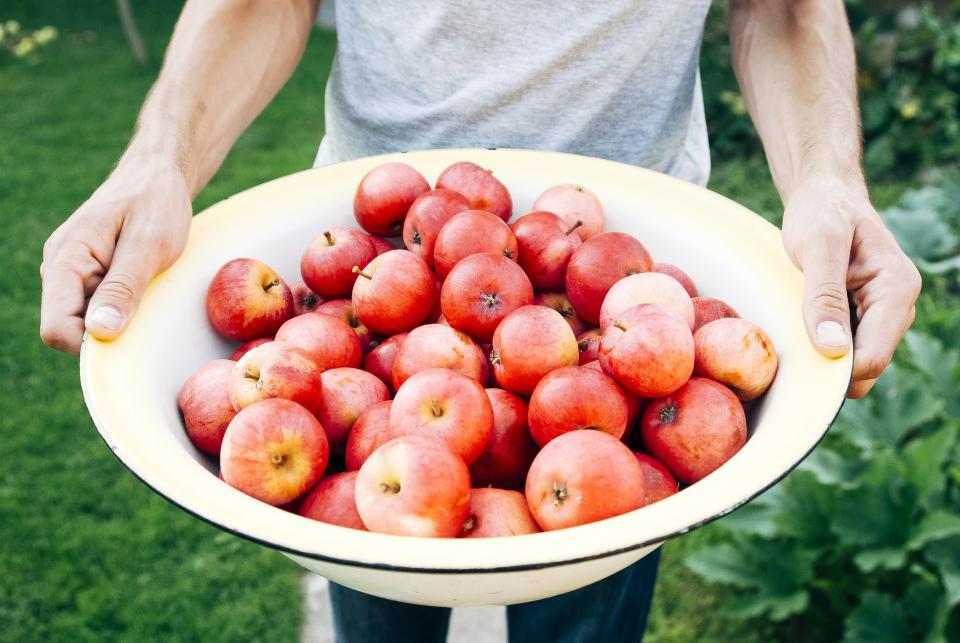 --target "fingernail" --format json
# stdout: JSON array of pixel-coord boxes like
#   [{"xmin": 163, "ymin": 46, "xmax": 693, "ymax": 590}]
[
  {"xmin": 89, "ymin": 305, "xmax": 123, "ymax": 331},
  {"xmin": 816, "ymin": 321, "xmax": 847, "ymax": 347}
]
